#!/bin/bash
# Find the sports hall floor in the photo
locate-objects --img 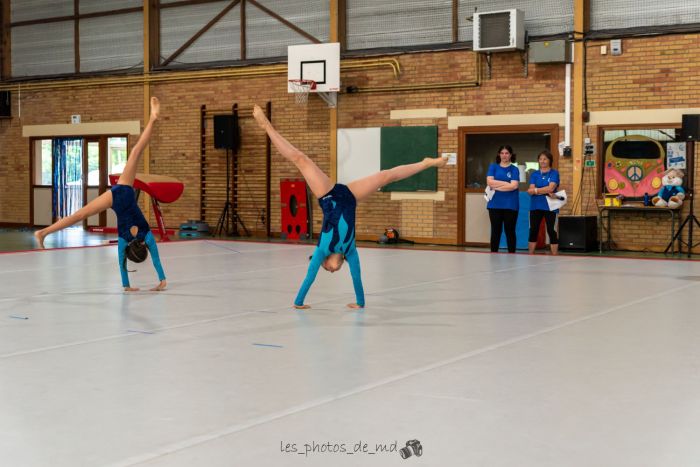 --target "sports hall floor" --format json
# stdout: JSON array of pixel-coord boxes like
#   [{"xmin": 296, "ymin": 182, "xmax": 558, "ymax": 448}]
[{"xmin": 1, "ymin": 230, "xmax": 700, "ymax": 466}]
